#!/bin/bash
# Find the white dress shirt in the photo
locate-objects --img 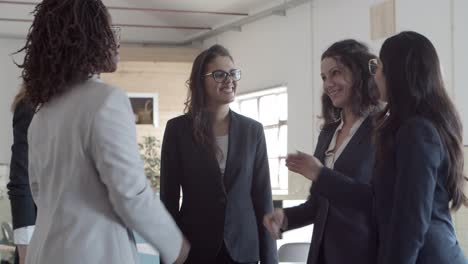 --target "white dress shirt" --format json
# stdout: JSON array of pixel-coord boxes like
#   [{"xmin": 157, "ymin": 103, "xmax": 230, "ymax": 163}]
[
  {"xmin": 216, "ymin": 135, "xmax": 229, "ymax": 176},
  {"xmin": 324, "ymin": 114, "xmax": 368, "ymax": 169},
  {"xmin": 13, "ymin": 225, "xmax": 35, "ymax": 245}
]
